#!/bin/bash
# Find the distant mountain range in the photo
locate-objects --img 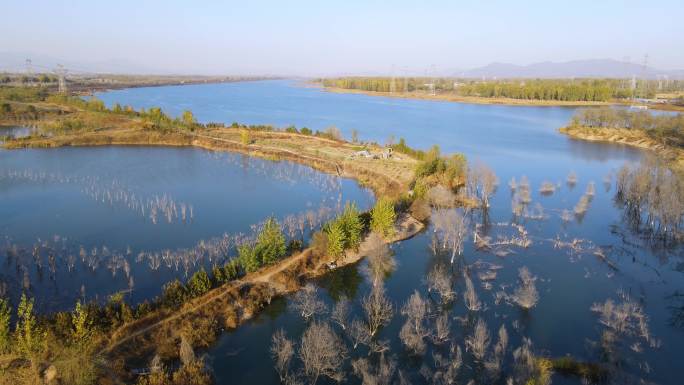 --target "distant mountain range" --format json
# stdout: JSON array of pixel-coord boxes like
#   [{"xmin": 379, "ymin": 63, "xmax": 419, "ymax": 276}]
[{"xmin": 459, "ymin": 59, "xmax": 684, "ymax": 79}]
